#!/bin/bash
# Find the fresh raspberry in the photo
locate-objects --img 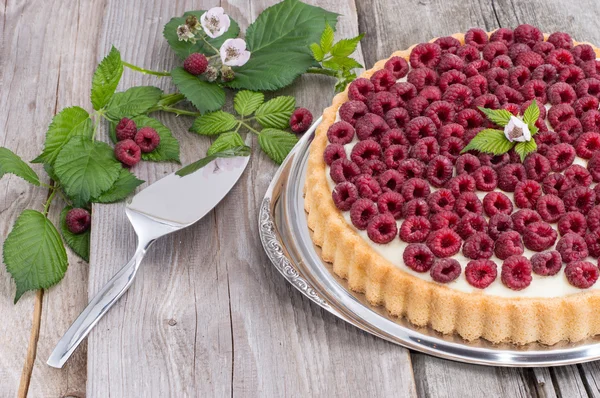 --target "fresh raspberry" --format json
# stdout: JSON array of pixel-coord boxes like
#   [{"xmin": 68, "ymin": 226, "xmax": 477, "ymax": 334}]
[
  {"xmin": 536, "ymin": 194, "xmax": 566, "ymax": 222},
  {"xmin": 405, "ymin": 116, "xmax": 437, "ymax": 144},
  {"xmin": 437, "ymin": 123, "xmax": 465, "ymax": 142},
  {"xmin": 532, "ymin": 41, "xmax": 556, "ymax": 58},
  {"xmin": 564, "ymin": 164, "xmax": 592, "ymax": 187},
  {"xmin": 384, "ymin": 109, "xmax": 411, "ymax": 131},
  {"xmin": 114, "ymin": 139, "xmax": 141, "ymax": 167},
  {"xmin": 327, "ymin": 121, "xmax": 355, "ymax": 145},
  {"xmin": 289, "ymin": 108, "xmax": 313, "ymax": 133},
  {"xmin": 508, "ymin": 43, "xmax": 532, "ymax": 61},
  {"xmin": 501, "ymin": 255, "xmax": 533, "ymax": 290},
  {"xmin": 426, "ymin": 189, "xmax": 454, "ymax": 214},
  {"xmin": 488, "ymin": 213, "xmax": 514, "ymax": 240},
  {"xmin": 454, "ymin": 154, "xmax": 480, "ymax": 175},
  {"xmin": 377, "ymin": 191, "xmax": 404, "ymax": 219},
  {"xmin": 494, "ymin": 231, "xmax": 524, "ymax": 260},
  {"xmin": 516, "ymin": 51, "xmax": 544, "ymax": 72},
  {"xmin": 323, "ymin": 144, "xmax": 346, "ymax": 166},
  {"xmin": 589, "ymin": 152, "xmax": 600, "ymax": 182},
  {"xmin": 586, "ymin": 231, "xmax": 600, "ymax": 257},
  {"xmin": 435, "ymin": 36, "xmax": 462, "ymax": 54},
  {"xmin": 406, "ymin": 96, "xmax": 431, "ymax": 118},
  {"xmin": 508, "ymin": 65, "xmax": 531, "ymax": 89},
  {"xmin": 454, "ymin": 192, "xmax": 483, "ymax": 217},
  {"xmin": 464, "ymin": 28, "xmax": 489, "ymax": 50},
  {"xmin": 447, "ymin": 174, "xmax": 476, "ymax": 198},
  {"xmin": 557, "ymin": 232, "xmax": 589, "ymax": 262},
  {"xmin": 403, "ymin": 198, "xmax": 430, "ymax": 218},
  {"xmin": 426, "ymin": 227, "xmax": 462, "ymax": 257},
  {"xmin": 339, "ymin": 100, "xmax": 368, "ymax": 126},
  {"xmin": 547, "ymin": 104, "xmax": 575, "ymax": 128},
  {"xmin": 426, "ymin": 155, "xmax": 453, "ymax": 187},
  {"xmin": 367, "ymin": 213, "xmax": 398, "ymax": 244},
  {"xmin": 330, "ymin": 158, "xmax": 361, "ymax": 183},
  {"xmin": 442, "ymin": 84, "xmax": 473, "ymax": 111},
  {"xmin": 439, "ymin": 70, "xmax": 467, "ymax": 92},
  {"xmin": 332, "ymin": 181, "xmax": 359, "ymax": 211},
  {"xmin": 466, "ymin": 75, "xmax": 489, "ymax": 97},
  {"xmin": 546, "ymin": 49, "xmax": 576, "ymax": 70},
  {"xmin": 409, "ymin": 43, "xmax": 442, "ymax": 69},
  {"xmin": 378, "ymin": 169, "xmax": 404, "ymax": 193},
  {"xmin": 522, "ymin": 154, "xmax": 550, "ymax": 183},
  {"xmin": 531, "ymin": 64, "xmax": 558, "ymax": 85},
  {"xmin": 407, "ymin": 68, "xmax": 439, "ymax": 91},
  {"xmin": 588, "ymin": 206, "xmax": 600, "ymax": 232},
  {"xmin": 572, "ymin": 44, "xmax": 596, "ymax": 64},
  {"xmin": 430, "ymin": 210, "xmax": 460, "ymax": 231},
  {"xmin": 595, "ymin": 184, "xmax": 600, "ymax": 203},
  {"xmin": 410, "ymin": 137, "xmax": 439, "ymax": 163},
  {"xmin": 420, "ymin": 86, "xmax": 443, "ymax": 104},
  {"xmin": 523, "ymin": 221, "xmax": 557, "ymax": 251},
  {"xmin": 485, "ymin": 67, "xmax": 509, "ymax": 91},
  {"xmin": 437, "ymin": 53, "xmax": 465, "ymax": 73},
  {"xmin": 350, "ymin": 140, "xmax": 381, "ymax": 166},
  {"xmin": 349, "ymin": 198, "xmax": 378, "ymax": 230},
  {"xmin": 439, "ymin": 137, "xmax": 464, "ymax": 162},
  {"xmin": 511, "ymin": 209, "xmax": 542, "ymax": 234},
  {"xmin": 389, "ymin": 82, "xmax": 418, "ymax": 103},
  {"xmin": 483, "ymin": 191, "xmax": 513, "ymax": 217},
  {"xmin": 558, "ymin": 65, "xmax": 586, "ymax": 85},
  {"xmin": 348, "ymin": 78, "xmax": 374, "ymax": 102},
  {"xmin": 565, "ymin": 261, "xmax": 599, "ymax": 288},
  {"xmin": 403, "ymin": 243, "xmax": 435, "ymax": 272},
  {"xmin": 520, "ymin": 79, "xmax": 547, "ymax": 102},
  {"xmin": 547, "ymin": 82, "xmax": 577, "ymax": 105},
  {"xmin": 462, "ymin": 232, "xmax": 494, "ymax": 260},
  {"xmin": 457, "ymin": 212, "xmax": 488, "ymax": 240},
  {"xmin": 582, "ymin": 109, "xmax": 600, "ymax": 133},
  {"xmin": 472, "ymin": 94, "xmax": 501, "ymax": 111},
  {"xmin": 65, "ymin": 208, "xmax": 91, "ymax": 234},
  {"xmin": 401, "ymin": 177, "xmax": 430, "ymax": 201},
  {"xmin": 563, "ymin": 186, "xmax": 596, "ymax": 213},
  {"xmin": 183, "ymin": 53, "xmax": 208, "ymax": 75},
  {"xmin": 547, "ymin": 31, "xmax": 573, "ymax": 50},
  {"xmin": 354, "ymin": 175, "xmax": 382, "ymax": 201},
  {"xmin": 355, "ymin": 113, "xmax": 389, "ymax": 141},
  {"xmin": 115, "ymin": 118, "xmax": 137, "ymax": 141},
  {"xmin": 534, "ymin": 131, "xmax": 559, "ymax": 156},
  {"xmin": 423, "ymin": 101, "xmax": 456, "ymax": 127},
  {"xmin": 547, "ymin": 143, "xmax": 576, "ymax": 171},
  {"xmin": 457, "ymin": 45, "xmax": 480, "ymax": 63},
  {"xmin": 557, "ymin": 211, "xmax": 587, "ymax": 237},
  {"xmin": 367, "ymin": 91, "xmax": 398, "ymax": 117},
  {"xmin": 581, "ymin": 60, "xmax": 600, "ymax": 79},
  {"xmin": 384, "ymin": 56, "xmax": 409, "ymax": 79},
  {"xmin": 430, "ymin": 258, "xmax": 461, "ymax": 283},
  {"xmin": 471, "ymin": 166, "xmax": 497, "ymax": 192},
  {"xmin": 361, "ymin": 159, "xmax": 387, "ymax": 177},
  {"xmin": 400, "ymin": 216, "xmax": 431, "ymax": 243},
  {"xmin": 465, "ymin": 259, "xmax": 498, "ymax": 289},
  {"xmin": 397, "ymin": 159, "xmax": 426, "ymax": 180},
  {"xmin": 383, "ymin": 144, "xmax": 409, "ymax": 169},
  {"xmin": 490, "ymin": 28, "xmax": 514, "ymax": 46},
  {"xmin": 463, "ymin": 59, "xmax": 491, "ymax": 77},
  {"xmin": 370, "ymin": 69, "xmax": 396, "ymax": 92},
  {"xmin": 573, "ymin": 95, "xmax": 600, "ymax": 118},
  {"xmin": 134, "ymin": 127, "xmax": 160, "ymax": 153},
  {"xmin": 514, "ymin": 24, "xmax": 543, "ymax": 47},
  {"xmin": 497, "ymin": 163, "xmax": 526, "ymax": 192},
  {"xmin": 542, "ymin": 173, "xmax": 570, "ymax": 197},
  {"xmin": 494, "ymin": 85, "xmax": 523, "ymax": 104},
  {"xmin": 556, "ymin": 118, "xmax": 583, "ymax": 144},
  {"xmin": 455, "ymin": 108, "xmax": 483, "ymax": 129},
  {"xmin": 531, "ymin": 251, "xmax": 562, "ymax": 276},
  {"xmin": 478, "ymin": 153, "xmax": 510, "ymax": 171},
  {"xmin": 482, "ymin": 41, "xmax": 508, "ymax": 62}
]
